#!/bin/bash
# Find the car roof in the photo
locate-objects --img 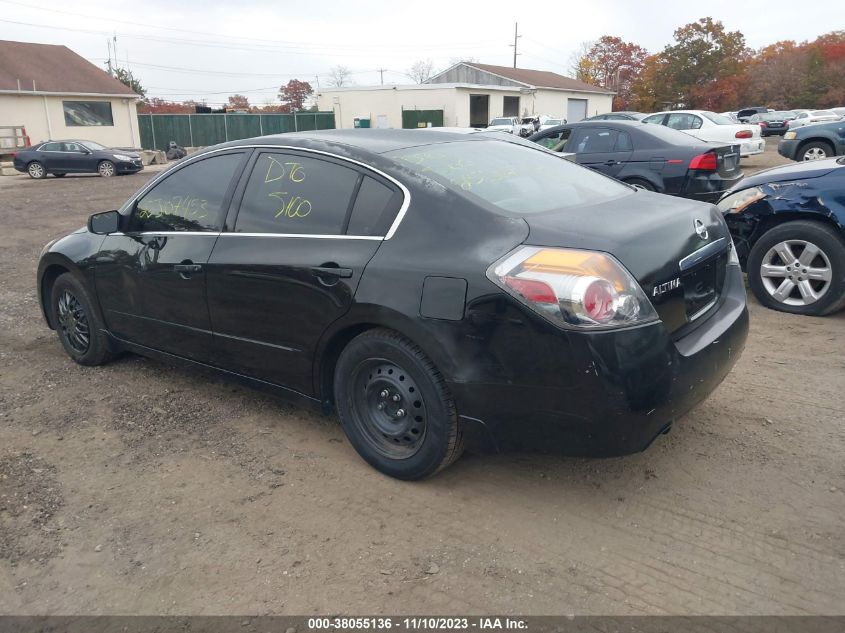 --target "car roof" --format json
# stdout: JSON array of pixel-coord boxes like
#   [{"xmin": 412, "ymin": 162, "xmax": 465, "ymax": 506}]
[{"xmin": 217, "ymin": 128, "xmax": 530, "ymax": 156}]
